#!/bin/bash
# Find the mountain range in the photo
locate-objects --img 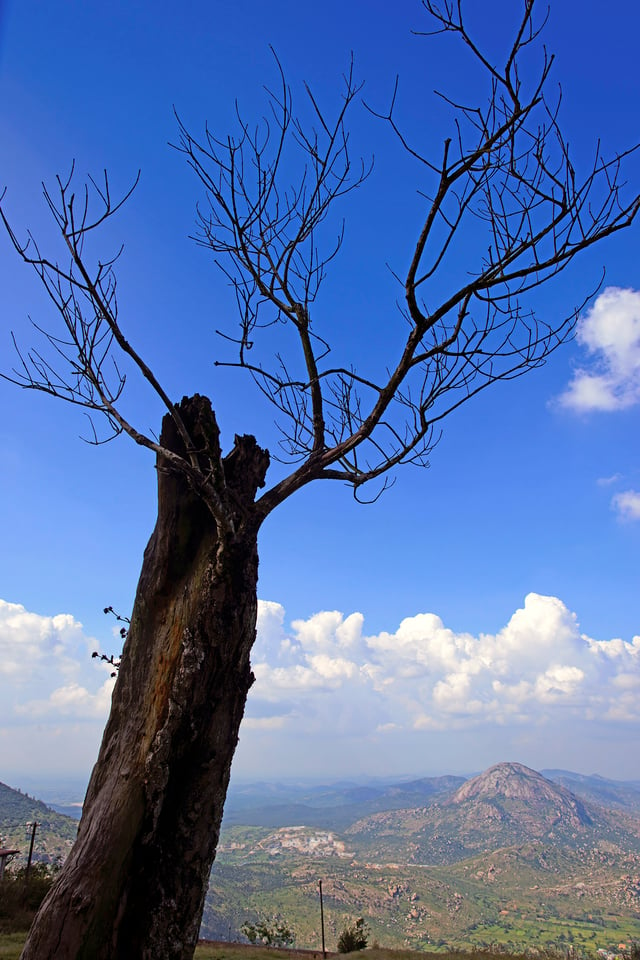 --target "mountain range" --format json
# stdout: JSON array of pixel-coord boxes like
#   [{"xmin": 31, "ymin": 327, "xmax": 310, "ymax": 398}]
[
  {"xmin": 221, "ymin": 764, "xmax": 640, "ymax": 830},
  {"xmin": 343, "ymin": 761, "xmax": 640, "ymax": 865},
  {"xmin": 209, "ymin": 762, "xmax": 640, "ymax": 951},
  {"xmin": 3, "ymin": 762, "xmax": 640, "ymax": 951}
]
